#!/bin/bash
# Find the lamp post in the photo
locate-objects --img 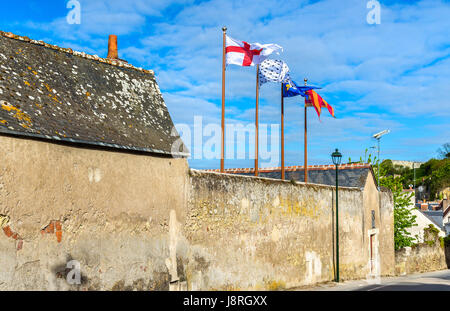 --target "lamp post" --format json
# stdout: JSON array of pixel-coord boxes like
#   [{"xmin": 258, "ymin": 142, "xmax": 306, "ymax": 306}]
[
  {"xmin": 413, "ymin": 163, "xmax": 416, "ymax": 203},
  {"xmin": 331, "ymin": 148, "xmax": 342, "ymax": 282},
  {"xmin": 372, "ymin": 129, "xmax": 390, "ymax": 189}
]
